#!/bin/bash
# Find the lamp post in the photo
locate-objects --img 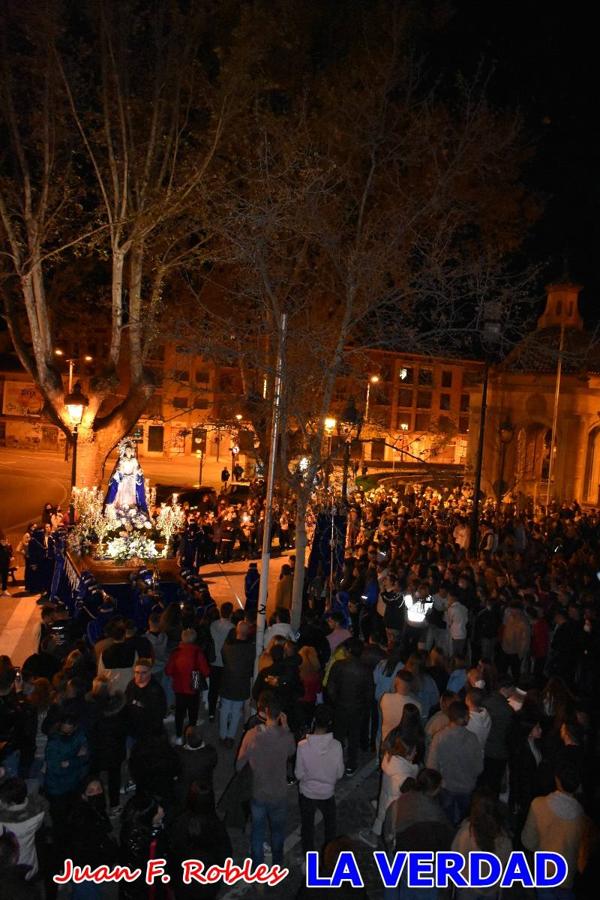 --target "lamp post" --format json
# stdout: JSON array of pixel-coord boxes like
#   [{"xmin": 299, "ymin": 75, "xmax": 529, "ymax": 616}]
[
  {"xmin": 338, "ymin": 397, "xmax": 361, "ymax": 504},
  {"xmin": 497, "ymin": 421, "xmax": 514, "ymax": 504},
  {"xmin": 364, "ymin": 374, "xmax": 379, "ymax": 424},
  {"xmin": 230, "ymin": 444, "xmax": 239, "ymax": 478},
  {"xmin": 468, "ymin": 302, "xmax": 503, "ymax": 556},
  {"xmin": 64, "ymin": 382, "xmax": 89, "ymax": 524},
  {"xmin": 323, "ymin": 417, "xmax": 336, "ymax": 489},
  {"xmin": 56, "ymin": 351, "xmax": 93, "ymax": 459}
]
